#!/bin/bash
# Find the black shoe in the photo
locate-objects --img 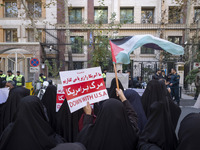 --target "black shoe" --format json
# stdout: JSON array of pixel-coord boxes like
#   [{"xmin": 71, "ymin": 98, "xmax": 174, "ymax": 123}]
[{"xmin": 194, "ymin": 97, "xmax": 197, "ymax": 100}]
